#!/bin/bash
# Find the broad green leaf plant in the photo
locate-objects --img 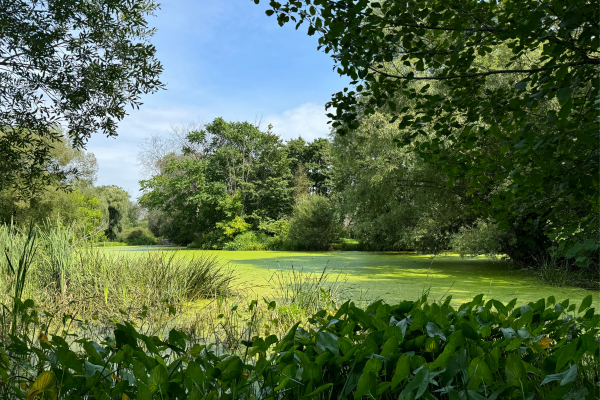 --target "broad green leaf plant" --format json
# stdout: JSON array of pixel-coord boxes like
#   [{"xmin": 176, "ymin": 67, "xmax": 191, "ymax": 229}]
[{"xmin": 1, "ymin": 293, "xmax": 598, "ymax": 399}]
